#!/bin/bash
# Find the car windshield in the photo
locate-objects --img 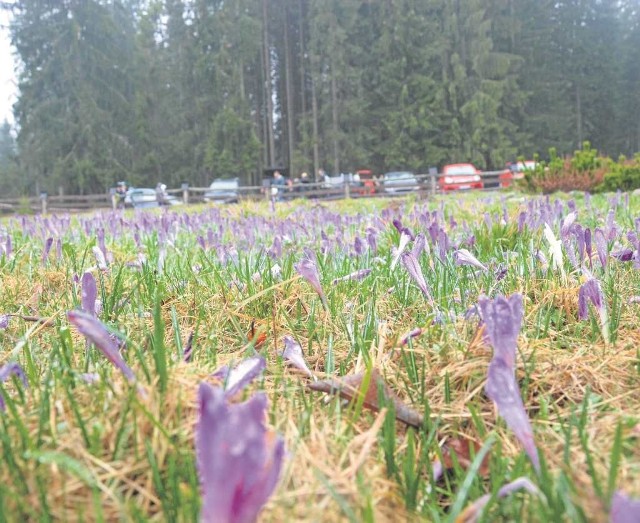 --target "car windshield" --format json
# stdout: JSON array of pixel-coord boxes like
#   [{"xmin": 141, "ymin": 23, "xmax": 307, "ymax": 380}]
[
  {"xmin": 385, "ymin": 172, "xmax": 414, "ymax": 179},
  {"xmin": 210, "ymin": 179, "xmax": 238, "ymax": 189},
  {"xmin": 444, "ymin": 165, "xmax": 476, "ymax": 175},
  {"xmin": 516, "ymin": 162, "xmax": 537, "ymax": 171}
]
